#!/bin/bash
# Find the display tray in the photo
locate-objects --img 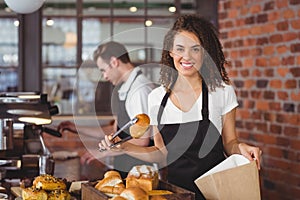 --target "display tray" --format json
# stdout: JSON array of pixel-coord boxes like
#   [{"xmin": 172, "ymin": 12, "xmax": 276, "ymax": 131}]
[{"xmin": 81, "ymin": 180, "xmax": 195, "ymax": 200}]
